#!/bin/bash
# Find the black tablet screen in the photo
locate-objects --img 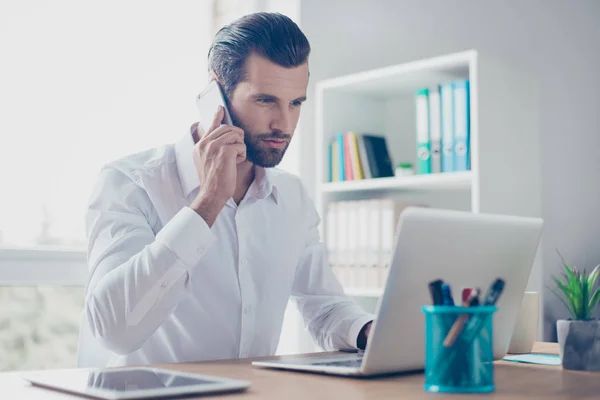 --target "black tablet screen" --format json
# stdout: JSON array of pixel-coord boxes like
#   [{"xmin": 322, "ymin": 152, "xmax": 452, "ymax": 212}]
[{"xmin": 86, "ymin": 369, "xmax": 217, "ymax": 391}]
